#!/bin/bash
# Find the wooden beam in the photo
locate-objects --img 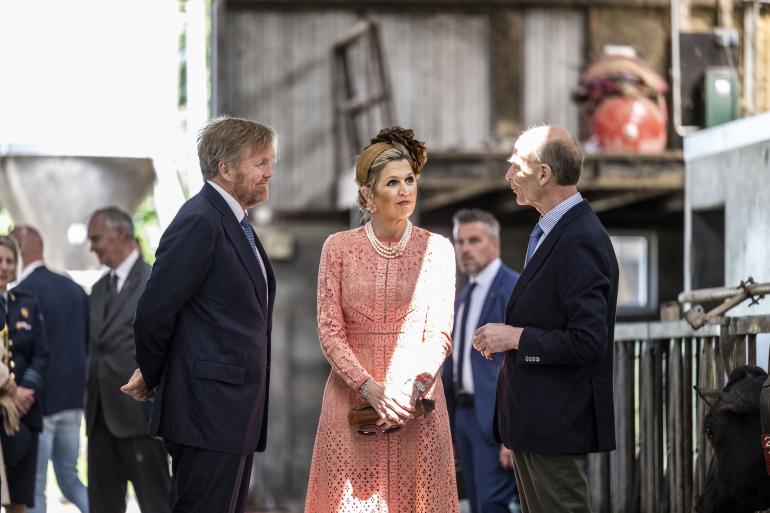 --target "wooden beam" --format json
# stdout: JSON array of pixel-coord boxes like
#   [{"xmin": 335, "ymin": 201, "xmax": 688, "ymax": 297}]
[
  {"xmin": 589, "ymin": 190, "xmax": 671, "ymax": 212},
  {"xmin": 421, "ymin": 181, "xmax": 506, "ymax": 211}
]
